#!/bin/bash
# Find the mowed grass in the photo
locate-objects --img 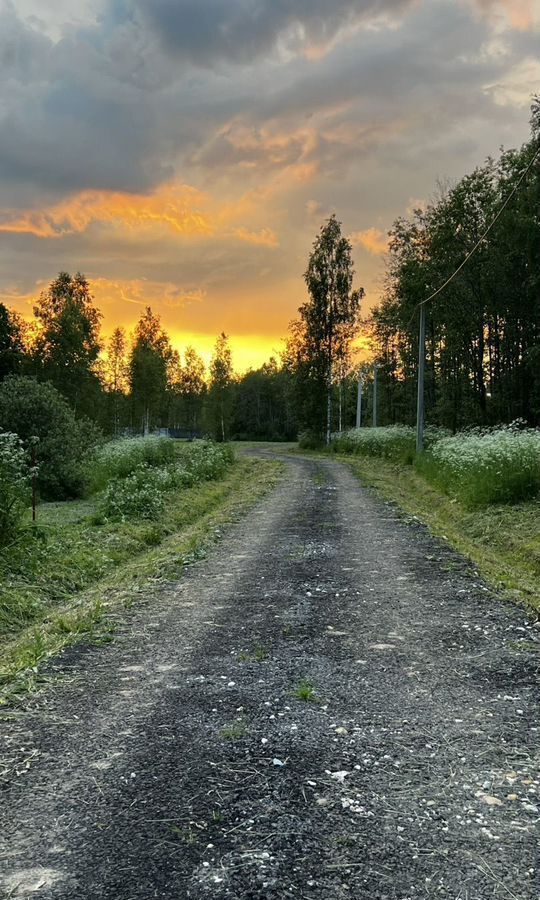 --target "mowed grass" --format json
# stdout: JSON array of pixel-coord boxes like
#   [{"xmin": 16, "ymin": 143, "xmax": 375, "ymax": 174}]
[
  {"xmin": 0, "ymin": 456, "xmax": 283, "ymax": 698},
  {"xmin": 339, "ymin": 454, "xmax": 540, "ymax": 614}
]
